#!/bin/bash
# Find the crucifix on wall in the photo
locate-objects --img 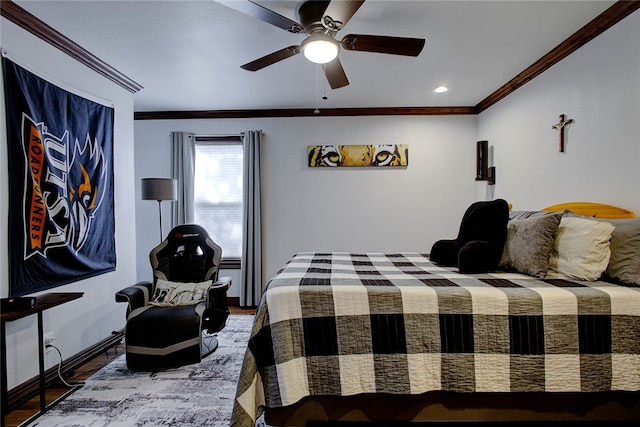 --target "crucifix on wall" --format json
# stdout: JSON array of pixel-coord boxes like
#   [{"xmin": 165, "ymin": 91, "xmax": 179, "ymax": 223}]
[{"xmin": 551, "ymin": 114, "xmax": 574, "ymax": 153}]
